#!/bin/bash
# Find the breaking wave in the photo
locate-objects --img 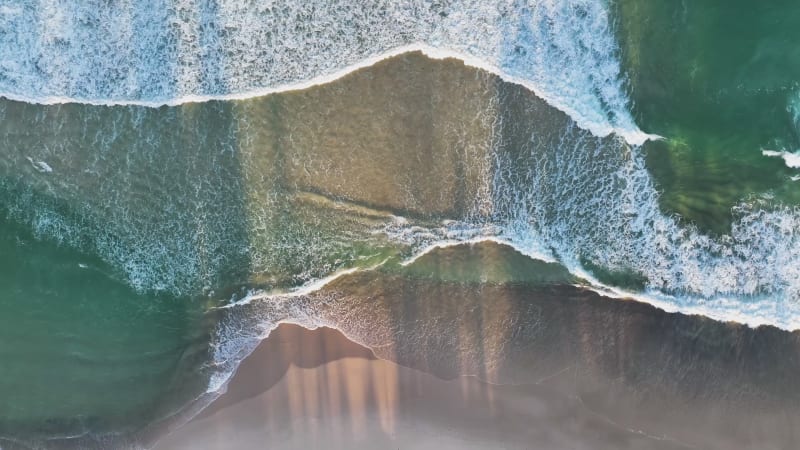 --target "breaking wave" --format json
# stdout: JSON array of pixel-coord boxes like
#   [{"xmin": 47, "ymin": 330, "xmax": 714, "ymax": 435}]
[{"xmin": 0, "ymin": 0, "xmax": 655, "ymax": 144}]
